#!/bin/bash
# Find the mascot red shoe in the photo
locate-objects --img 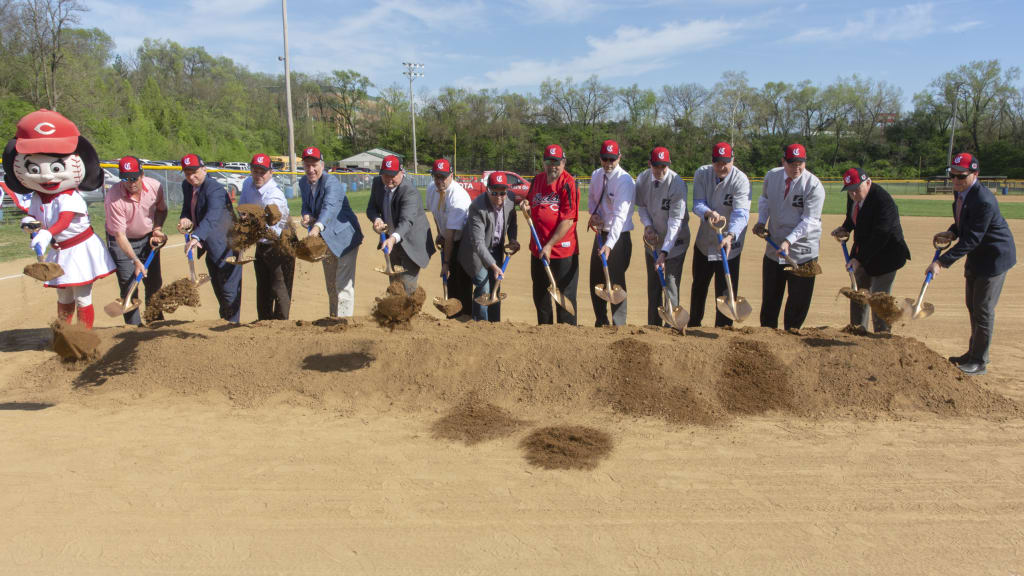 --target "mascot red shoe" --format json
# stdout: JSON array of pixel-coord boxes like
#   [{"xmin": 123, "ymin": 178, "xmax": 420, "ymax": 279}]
[{"xmin": 3, "ymin": 109, "xmax": 115, "ymax": 328}]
